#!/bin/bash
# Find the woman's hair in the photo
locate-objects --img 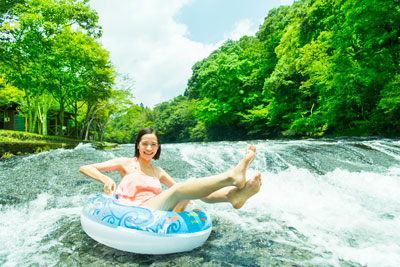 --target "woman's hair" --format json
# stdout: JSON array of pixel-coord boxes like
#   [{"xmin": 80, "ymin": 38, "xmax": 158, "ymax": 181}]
[{"xmin": 134, "ymin": 128, "xmax": 161, "ymax": 160}]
